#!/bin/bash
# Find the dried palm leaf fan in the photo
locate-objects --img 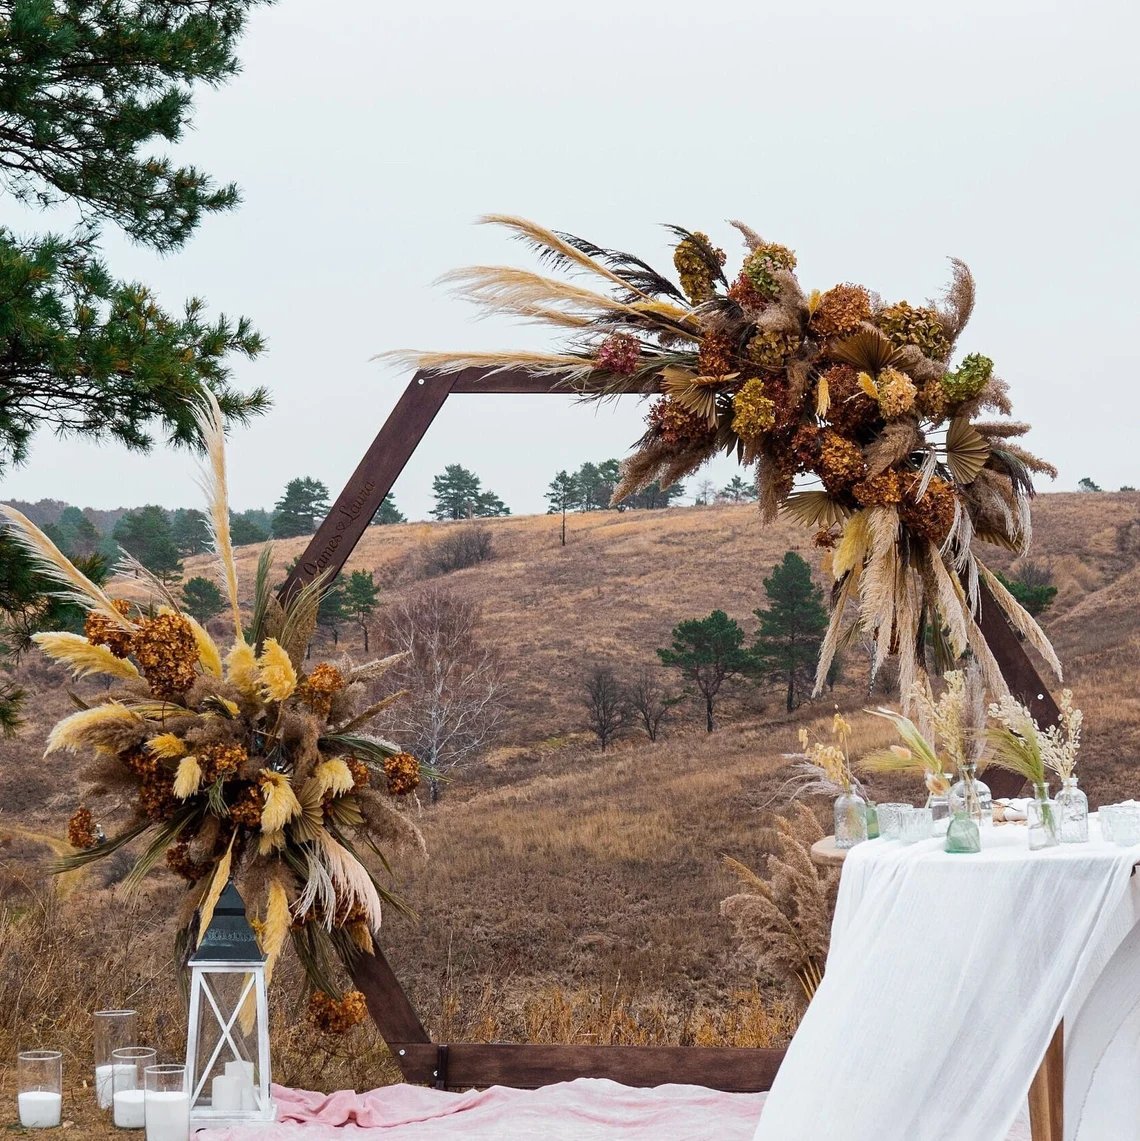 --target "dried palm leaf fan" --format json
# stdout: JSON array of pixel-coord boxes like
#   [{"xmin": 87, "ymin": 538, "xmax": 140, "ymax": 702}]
[
  {"xmin": 1, "ymin": 395, "xmax": 426, "ymax": 1000},
  {"xmin": 387, "ymin": 216, "xmax": 1061, "ymax": 701}
]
